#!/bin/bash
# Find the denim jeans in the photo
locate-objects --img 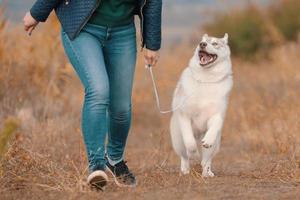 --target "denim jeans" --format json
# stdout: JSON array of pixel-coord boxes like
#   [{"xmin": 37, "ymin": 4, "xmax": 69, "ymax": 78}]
[{"xmin": 61, "ymin": 22, "xmax": 137, "ymax": 172}]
